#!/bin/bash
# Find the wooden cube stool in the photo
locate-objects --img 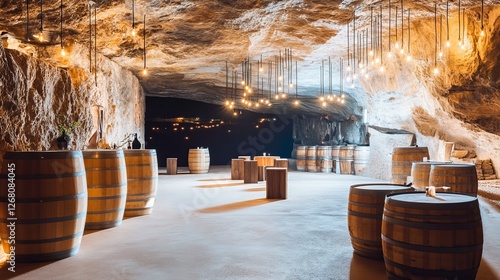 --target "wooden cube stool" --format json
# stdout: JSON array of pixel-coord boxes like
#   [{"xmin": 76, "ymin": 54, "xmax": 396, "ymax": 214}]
[
  {"xmin": 244, "ymin": 160, "xmax": 258, "ymax": 184},
  {"xmin": 166, "ymin": 158, "xmax": 178, "ymax": 175},
  {"xmin": 231, "ymin": 159, "xmax": 245, "ymax": 180},
  {"xmin": 266, "ymin": 167, "xmax": 287, "ymax": 199},
  {"xmin": 274, "ymin": 158, "xmax": 288, "ymax": 170}
]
